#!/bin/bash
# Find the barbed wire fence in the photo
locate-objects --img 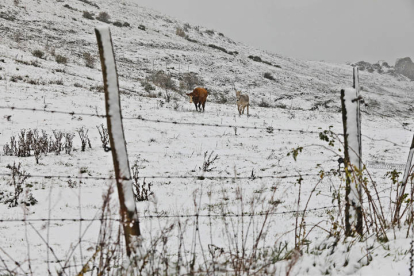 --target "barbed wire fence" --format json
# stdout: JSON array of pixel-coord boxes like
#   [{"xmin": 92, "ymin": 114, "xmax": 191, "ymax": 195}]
[
  {"xmin": 0, "ymin": 97, "xmax": 411, "ymax": 273},
  {"xmin": 0, "ymin": 105, "xmax": 409, "ymax": 147},
  {"xmin": 1, "ymin": 29, "xmax": 414, "ymax": 274}
]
